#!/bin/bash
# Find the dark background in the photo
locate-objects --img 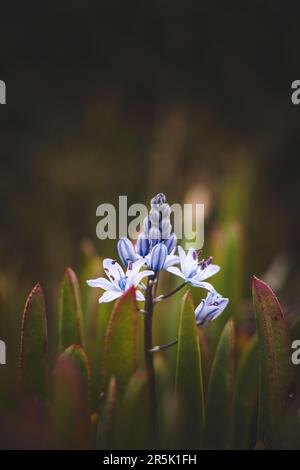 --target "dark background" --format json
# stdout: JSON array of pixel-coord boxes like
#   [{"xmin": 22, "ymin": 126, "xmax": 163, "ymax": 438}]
[{"xmin": 1, "ymin": 1, "xmax": 300, "ymax": 311}]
